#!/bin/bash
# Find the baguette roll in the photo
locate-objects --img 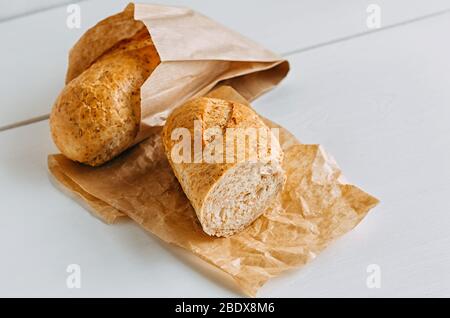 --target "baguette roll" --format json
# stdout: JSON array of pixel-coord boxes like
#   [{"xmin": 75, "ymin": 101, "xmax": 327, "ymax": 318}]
[
  {"xmin": 50, "ymin": 28, "xmax": 160, "ymax": 166},
  {"xmin": 162, "ymin": 97, "xmax": 285, "ymax": 237}
]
